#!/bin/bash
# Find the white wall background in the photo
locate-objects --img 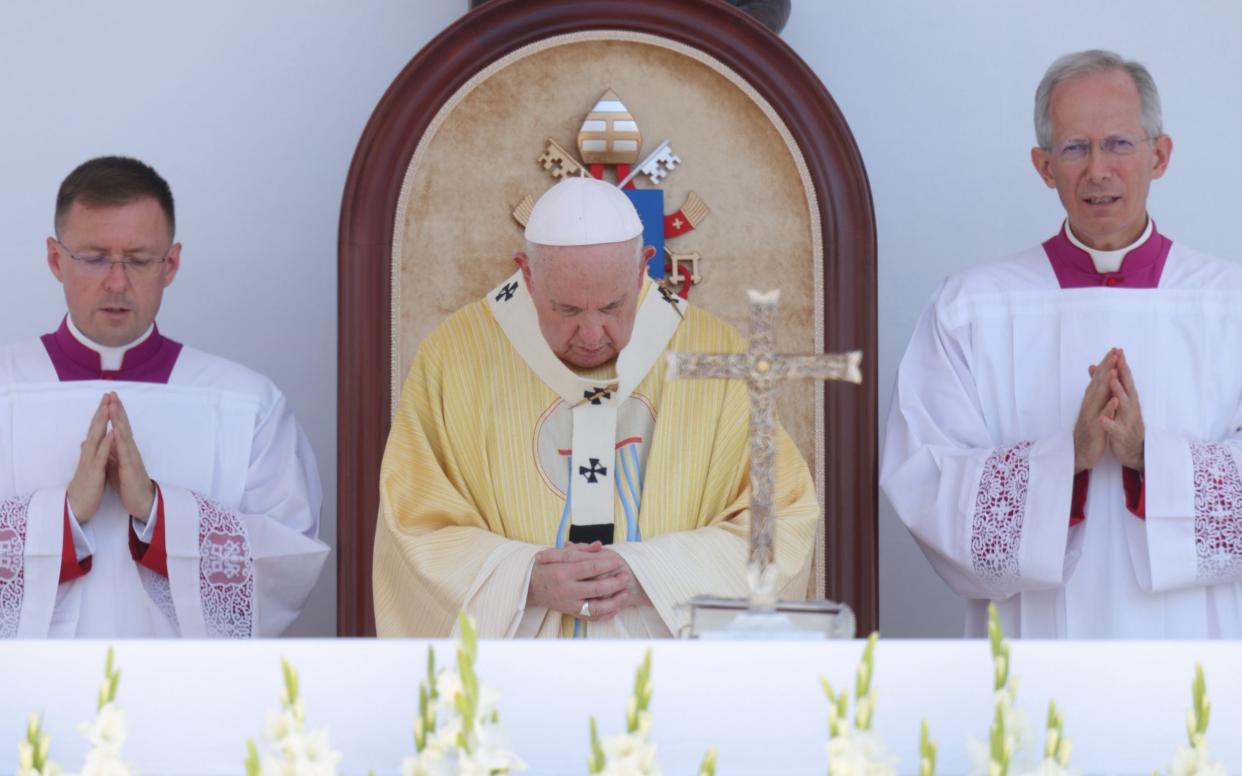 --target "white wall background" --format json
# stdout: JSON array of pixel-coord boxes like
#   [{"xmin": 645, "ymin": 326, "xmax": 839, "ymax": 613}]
[{"xmin": 4, "ymin": 1, "xmax": 1241, "ymax": 637}]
